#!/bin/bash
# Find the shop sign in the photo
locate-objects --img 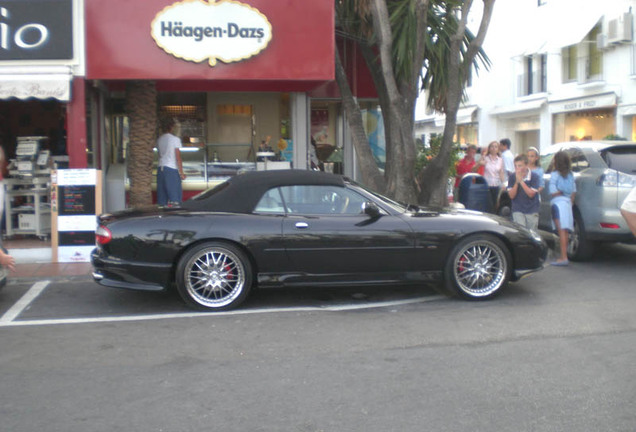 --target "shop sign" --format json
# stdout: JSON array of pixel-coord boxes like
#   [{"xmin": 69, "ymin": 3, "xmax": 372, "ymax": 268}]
[
  {"xmin": 0, "ymin": 0, "xmax": 73, "ymax": 60},
  {"xmin": 0, "ymin": 76, "xmax": 70, "ymax": 100},
  {"xmin": 550, "ymin": 93, "xmax": 617, "ymax": 113},
  {"xmin": 151, "ymin": 0, "xmax": 272, "ymax": 66}
]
